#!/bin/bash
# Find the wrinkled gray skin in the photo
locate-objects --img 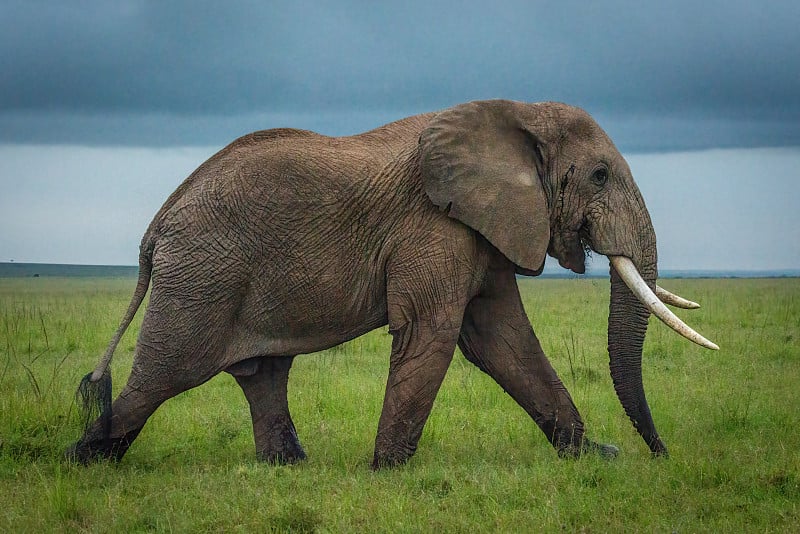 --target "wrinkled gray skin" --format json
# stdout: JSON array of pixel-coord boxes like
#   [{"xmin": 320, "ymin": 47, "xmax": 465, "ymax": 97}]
[{"xmin": 68, "ymin": 100, "xmax": 667, "ymax": 469}]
